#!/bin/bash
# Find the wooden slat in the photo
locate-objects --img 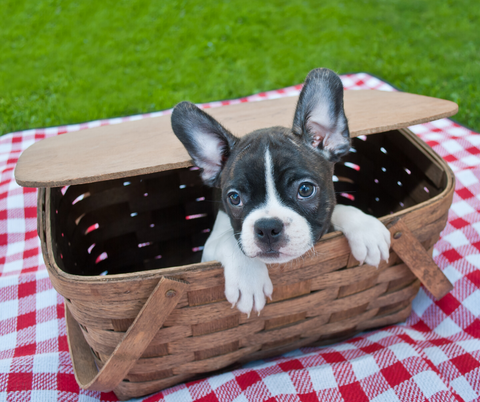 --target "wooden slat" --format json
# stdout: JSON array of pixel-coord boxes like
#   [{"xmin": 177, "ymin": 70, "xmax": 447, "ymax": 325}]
[
  {"xmin": 368, "ymin": 281, "xmax": 421, "ymax": 310},
  {"xmin": 191, "ymin": 313, "xmax": 240, "ymax": 336},
  {"xmin": 188, "ymin": 285, "xmax": 226, "ymax": 306},
  {"xmin": 329, "ymin": 304, "xmax": 368, "ymax": 323},
  {"xmin": 264, "ymin": 312, "xmax": 306, "ymax": 331},
  {"xmin": 237, "ymin": 336, "xmax": 320, "ymax": 365},
  {"xmin": 310, "ymin": 264, "xmax": 378, "ymax": 291},
  {"xmin": 261, "ymin": 335, "xmax": 301, "ymax": 351},
  {"xmin": 124, "ymin": 368, "xmax": 173, "ymax": 384},
  {"xmin": 390, "ymin": 220, "xmax": 453, "ymax": 299},
  {"xmin": 118, "ymin": 351, "xmax": 196, "ymax": 374},
  {"xmin": 172, "ymin": 345, "xmax": 261, "ymax": 375},
  {"xmin": 305, "ymin": 283, "xmax": 388, "ymax": 318},
  {"xmin": 241, "ymin": 314, "xmax": 330, "ymax": 348},
  {"xmin": 167, "ymin": 320, "xmax": 264, "ymax": 354},
  {"xmin": 269, "ymin": 280, "xmax": 311, "ymax": 302},
  {"xmin": 304, "ymin": 308, "xmax": 379, "ymax": 339},
  {"xmin": 356, "ymin": 304, "xmax": 412, "ymax": 332},
  {"xmin": 194, "ymin": 341, "xmax": 239, "ymax": 361},
  {"xmin": 15, "ymin": 91, "xmax": 457, "ymax": 188},
  {"xmin": 337, "ymin": 274, "xmax": 380, "ymax": 299},
  {"xmin": 83, "ymin": 325, "xmax": 192, "ymax": 355}
]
